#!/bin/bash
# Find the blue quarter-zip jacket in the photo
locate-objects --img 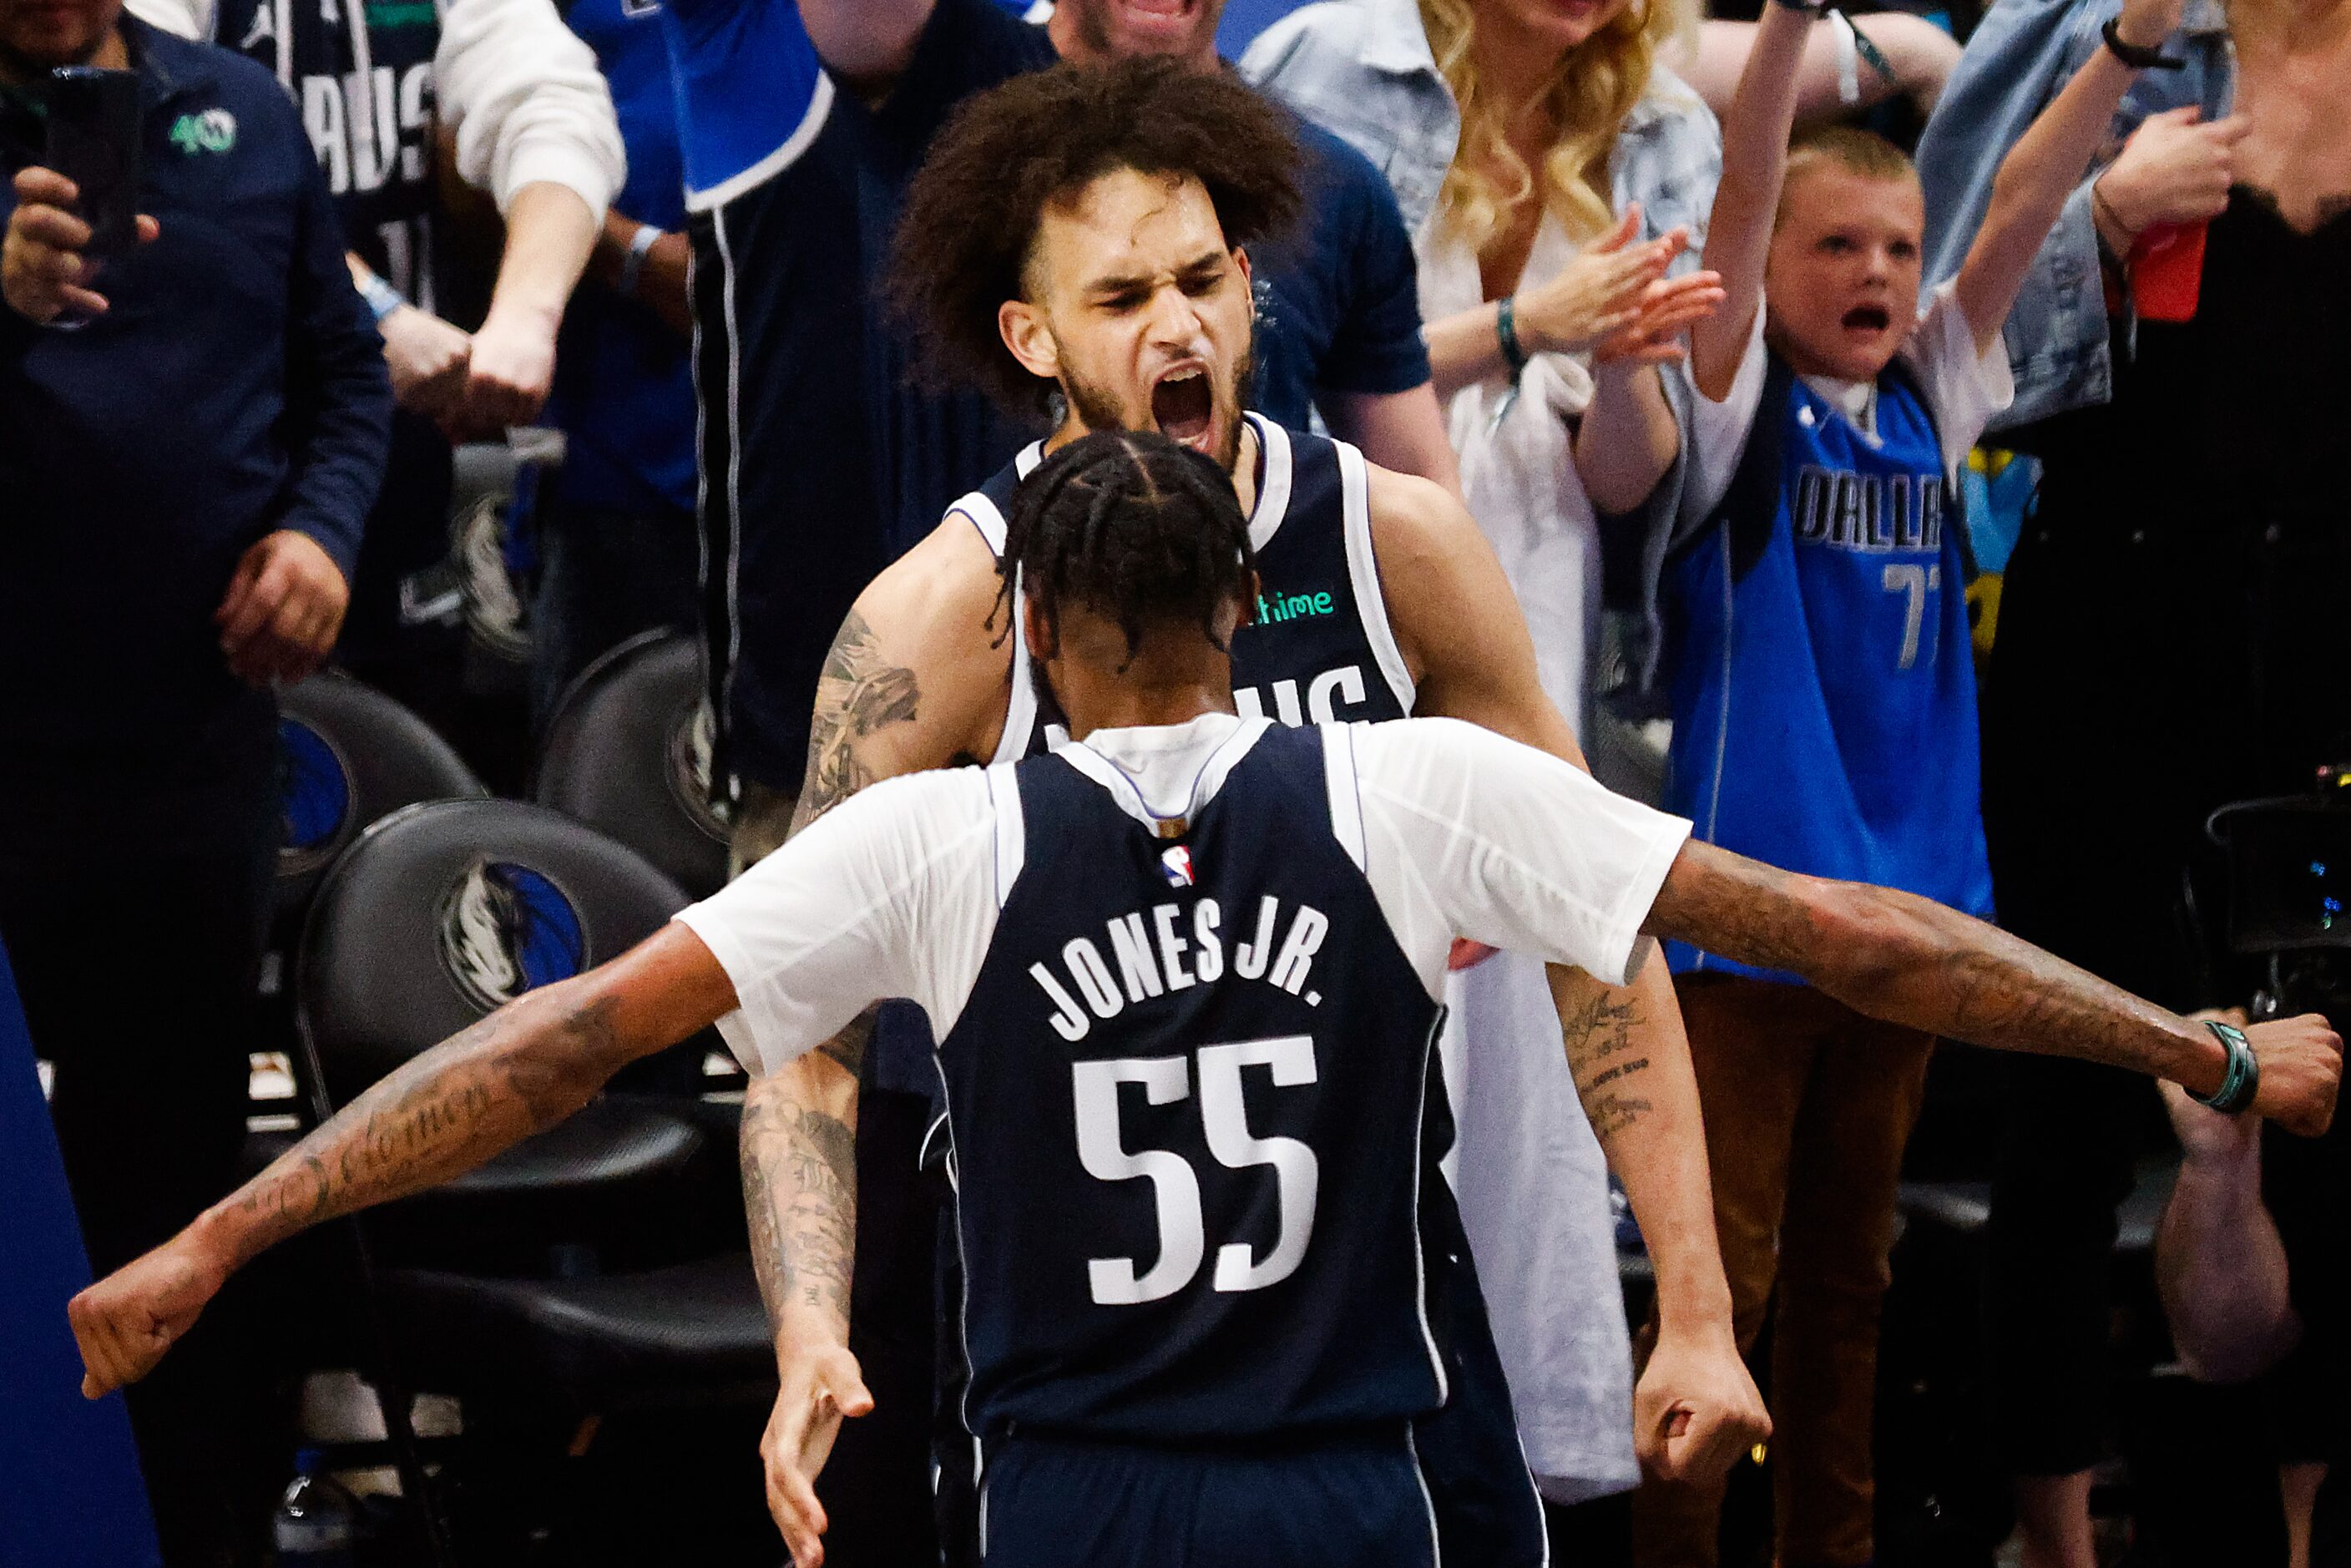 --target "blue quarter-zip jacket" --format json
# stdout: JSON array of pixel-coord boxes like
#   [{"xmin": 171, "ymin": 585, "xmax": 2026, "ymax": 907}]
[{"xmin": 1, "ymin": 17, "xmax": 391, "ymax": 755}]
